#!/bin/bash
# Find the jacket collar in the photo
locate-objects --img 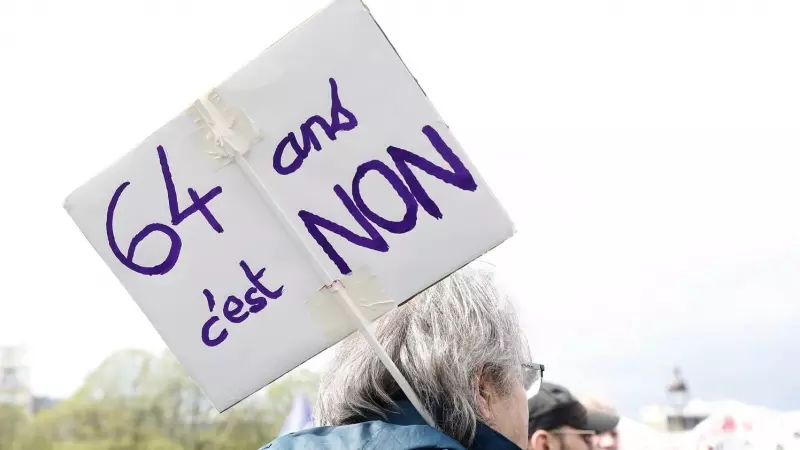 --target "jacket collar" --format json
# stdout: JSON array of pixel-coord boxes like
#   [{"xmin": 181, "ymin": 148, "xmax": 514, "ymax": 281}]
[{"xmin": 379, "ymin": 399, "xmax": 521, "ymax": 450}]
